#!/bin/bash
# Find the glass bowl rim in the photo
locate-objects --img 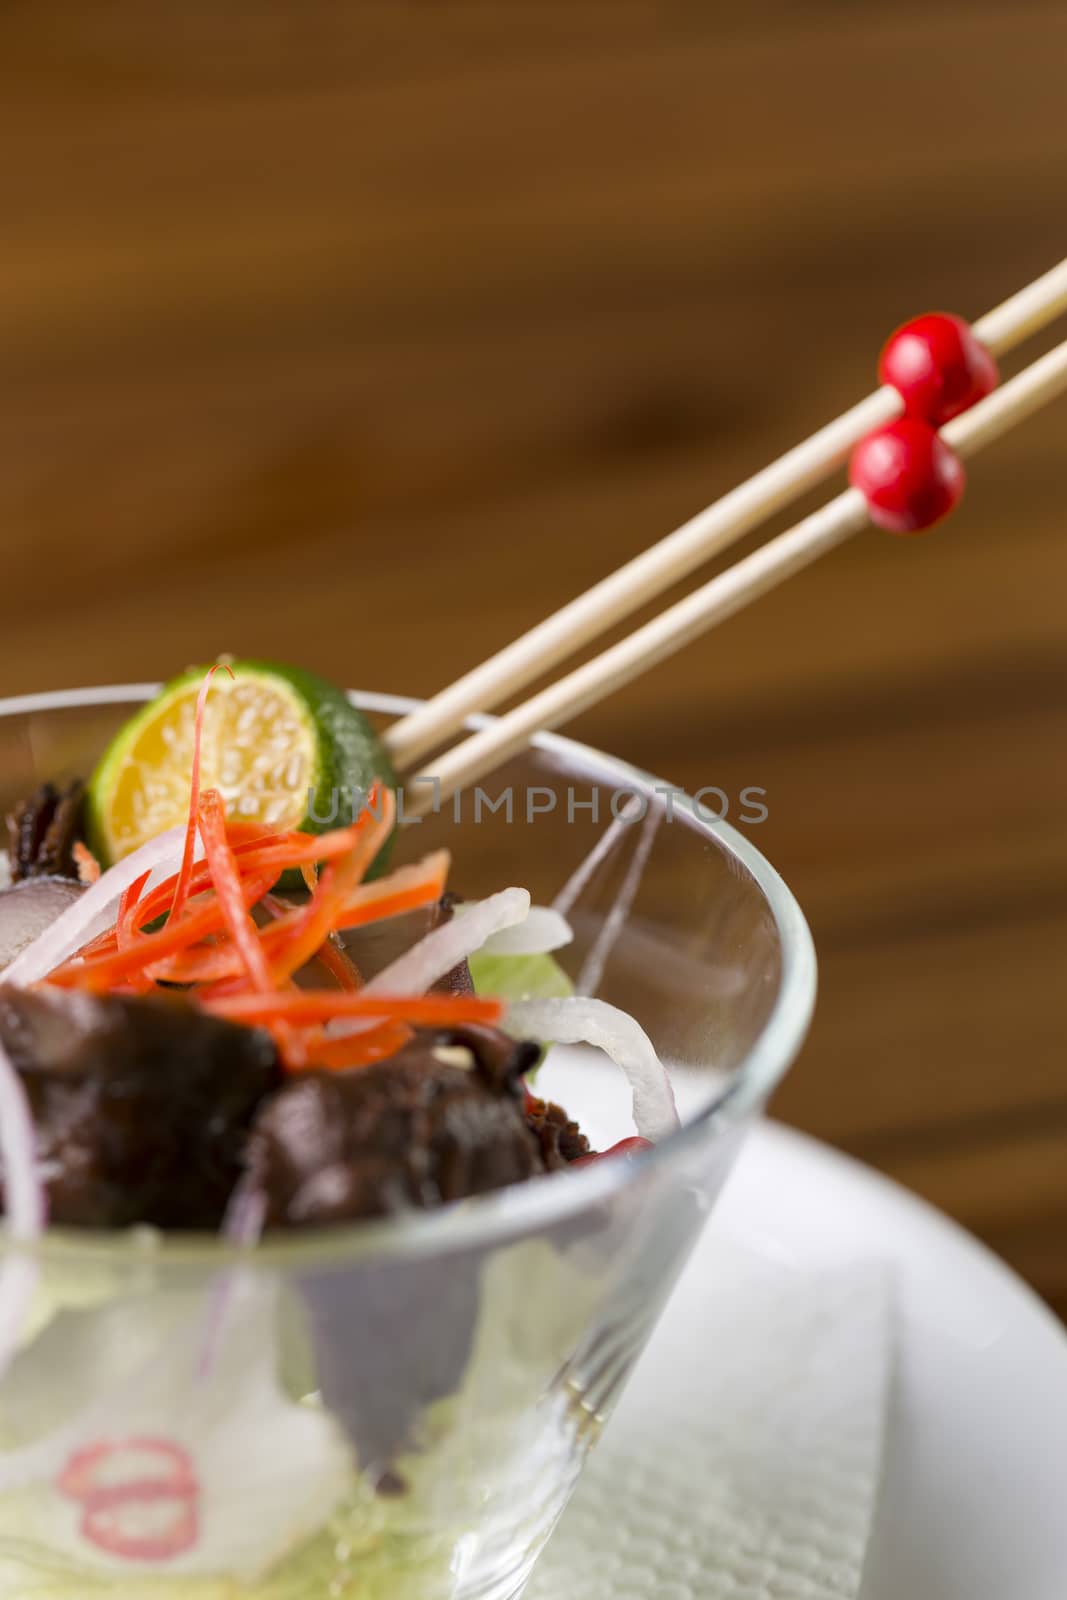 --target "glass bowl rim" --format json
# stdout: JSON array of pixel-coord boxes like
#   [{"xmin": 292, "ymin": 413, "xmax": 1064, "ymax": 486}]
[{"xmin": 0, "ymin": 682, "xmax": 816, "ymax": 1269}]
